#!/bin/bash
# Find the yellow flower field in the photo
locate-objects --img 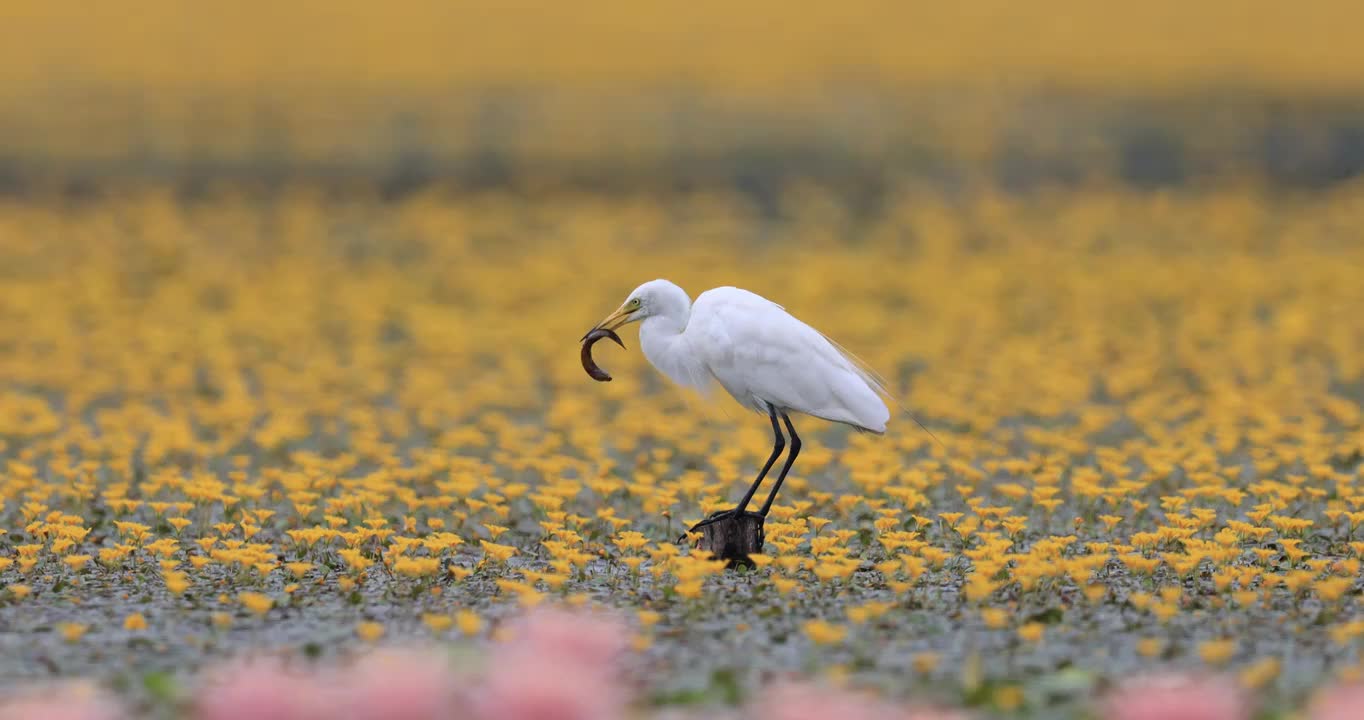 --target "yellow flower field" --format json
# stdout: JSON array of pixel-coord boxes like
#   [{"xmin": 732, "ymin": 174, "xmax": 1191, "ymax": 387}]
[{"xmin": 0, "ymin": 184, "xmax": 1361, "ymax": 715}]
